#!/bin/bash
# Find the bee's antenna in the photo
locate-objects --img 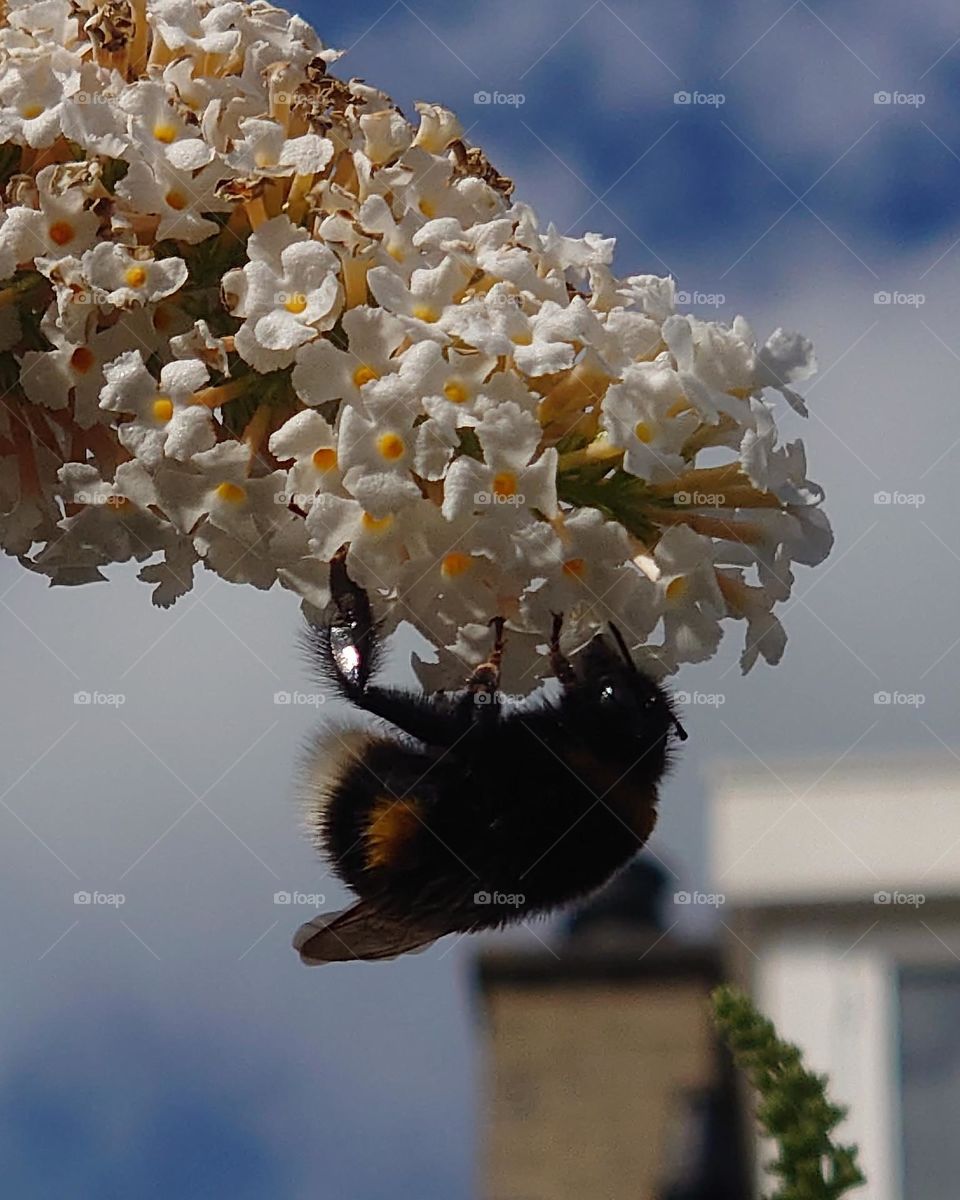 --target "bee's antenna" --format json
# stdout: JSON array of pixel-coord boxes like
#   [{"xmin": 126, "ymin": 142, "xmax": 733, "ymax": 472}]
[
  {"xmin": 608, "ymin": 622, "xmax": 688, "ymax": 742},
  {"xmin": 607, "ymin": 622, "xmax": 638, "ymax": 674}
]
